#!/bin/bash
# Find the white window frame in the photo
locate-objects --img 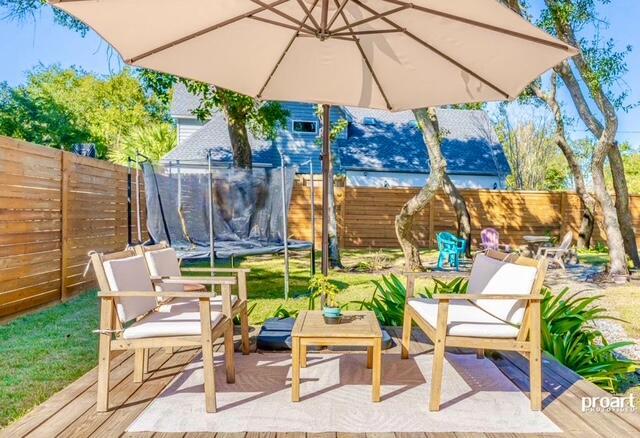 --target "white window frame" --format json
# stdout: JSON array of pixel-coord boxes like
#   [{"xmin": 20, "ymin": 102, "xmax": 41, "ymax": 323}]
[{"xmin": 291, "ymin": 119, "xmax": 318, "ymax": 134}]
